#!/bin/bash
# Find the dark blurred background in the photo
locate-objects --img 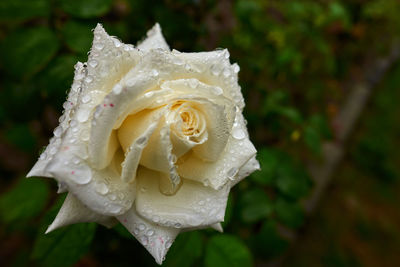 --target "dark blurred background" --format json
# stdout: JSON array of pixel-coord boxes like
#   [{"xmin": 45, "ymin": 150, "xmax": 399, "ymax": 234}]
[{"xmin": 1, "ymin": 0, "xmax": 400, "ymax": 266}]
